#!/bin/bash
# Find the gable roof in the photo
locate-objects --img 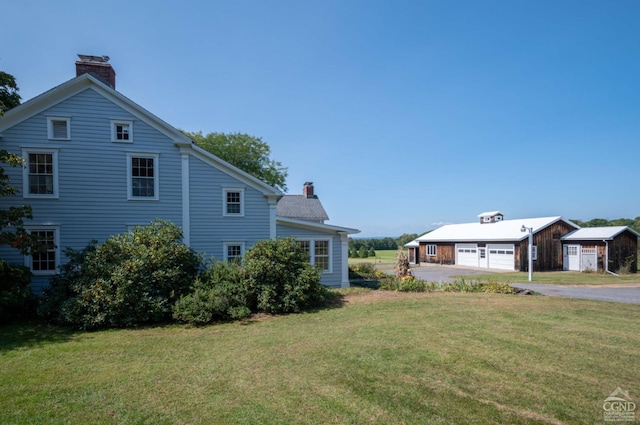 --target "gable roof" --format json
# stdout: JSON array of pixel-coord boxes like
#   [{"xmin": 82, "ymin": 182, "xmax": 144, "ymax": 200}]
[
  {"xmin": 0, "ymin": 73, "xmax": 282, "ymax": 197},
  {"xmin": 0, "ymin": 73, "xmax": 191, "ymax": 143},
  {"xmin": 276, "ymin": 195, "xmax": 329, "ymax": 222},
  {"xmin": 416, "ymin": 216, "xmax": 578, "ymax": 242},
  {"xmin": 562, "ymin": 226, "xmax": 640, "ymax": 241}
]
